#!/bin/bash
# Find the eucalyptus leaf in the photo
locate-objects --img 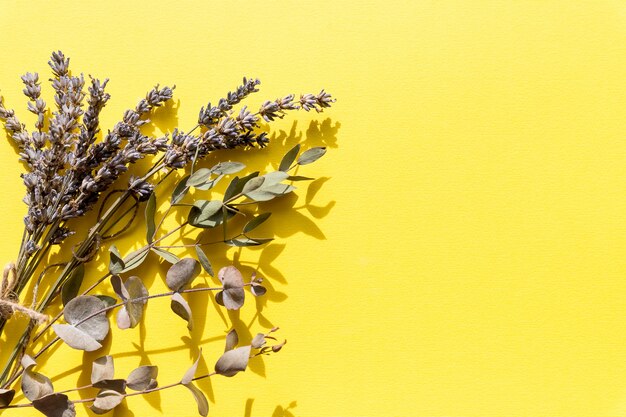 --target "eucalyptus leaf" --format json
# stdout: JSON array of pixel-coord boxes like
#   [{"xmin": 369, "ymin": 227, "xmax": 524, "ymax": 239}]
[
  {"xmin": 263, "ymin": 171, "xmax": 290, "ymax": 186},
  {"xmin": 212, "ymin": 161, "xmax": 245, "ymax": 175},
  {"xmin": 243, "ymin": 213, "xmax": 271, "ymax": 234},
  {"xmin": 171, "ymin": 175, "xmax": 190, "ymax": 204},
  {"xmin": 251, "ymin": 284, "xmax": 267, "ymax": 297},
  {"xmin": 145, "ymin": 192, "xmax": 156, "ymax": 244},
  {"xmin": 195, "ymin": 246, "xmax": 214, "ymax": 277},
  {"xmin": 109, "ymin": 245, "xmax": 124, "ymax": 275},
  {"xmin": 241, "ymin": 176, "xmax": 265, "ymax": 194},
  {"xmin": 297, "ymin": 147, "xmax": 326, "ymax": 165},
  {"xmin": 90, "ymin": 389, "xmax": 124, "ymax": 414},
  {"xmin": 272, "ymin": 340, "xmax": 287, "ymax": 352},
  {"xmin": 21, "ymin": 355, "xmax": 54, "ymax": 401},
  {"xmin": 287, "ymin": 175, "xmax": 314, "ymax": 181},
  {"xmin": 225, "ymin": 328, "xmax": 238, "ymax": 352},
  {"xmin": 126, "ymin": 366, "xmax": 158, "ymax": 391},
  {"xmin": 279, "ymin": 143, "xmax": 301, "ymax": 171},
  {"xmin": 91, "ymin": 356, "xmax": 114, "ymax": 384},
  {"xmin": 214, "ymin": 345, "xmax": 252, "ymax": 377},
  {"xmin": 151, "ymin": 247, "xmax": 180, "ymax": 264},
  {"xmin": 225, "ymin": 237, "xmax": 272, "ymax": 247},
  {"xmin": 244, "ymin": 189, "xmax": 277, "ymax": 202},
  {"xmin": 113, "ymin": 276, "xmax": 148, "ymax": 329},
  {"xmin": 32, "ymin": 393, "xmax": 75, "ymax": 417},
  {"xmin": 63, "ymin": 295, "xmax": 109, "ymax": 341},
  {"xmin": 120, "ymin": 248, "xmax": 149, "ymax": 273},
  {"xmin": 264, "ymin": 183, "xmax": 296, "ymax": 195},
  {"xmin": 223, "ymin": 176, "xmax": 240, "ymax": 202},
  {"xmin": 61, "ymin": 264, "xmax": 84, "ymax": 306},
  {"xmin": 95, "ymin": 295, "xmax": 117, "ymax": 308},
  {"xmin": 251, "ymin": 333, "xmax": 266, "ymax": 349},
  {"xmin": 181, "ymin": 350, "xmax": 202, "ymax": 385},
  {"xmin": 170, "ymin": 293, "xmax": 193, "ymax": 331},
  {"xmin": 92, "ymin": 379, "xmax": 126, "ymax": 394},
  {"xmin": 184, "ymin": 383, "xmax": 209, "ymax": 417},
  {"xmin": 166, "ymin": 258, "xmax": 201, "ymax": 292},
  {"xmin": 0, "ymin": 389, "xmax": 15, "ymax": 407},
  {"xmin": 53, "ymin": 324, "xmax": 102, "ymax": 351},
  {"xmin": 187, "ymin": 168, "xmax": 213, "ymax": 187},
  {"xmin": 231, "ymin": 171, "xmax": 260, "ymax": 197},
  {"xmin": 193, "ymin": 173, "xmax": 224, "ymax": 190},
  {"xmin": 188, "ymin": 200, "xmax": 223, "ymax": 228},
  {"xmin": 217, "ymin": 266, "xmax": 245, "ymax": 310}
]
